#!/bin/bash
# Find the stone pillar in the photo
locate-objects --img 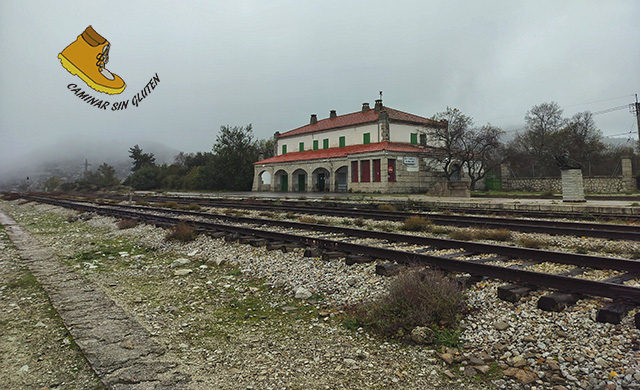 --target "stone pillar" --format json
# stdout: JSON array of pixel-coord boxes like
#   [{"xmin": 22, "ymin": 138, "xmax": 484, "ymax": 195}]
[
  {"xmin": 621, "ymin": 157, "xmax": 632, "ymax": 178},
  {"xmin": 561, "ymin": 169, "xmax": 585, "ymax": 202},
  {"xmin": 500, "ymin": 164, "xmax": 511, "ymax": 179}
]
